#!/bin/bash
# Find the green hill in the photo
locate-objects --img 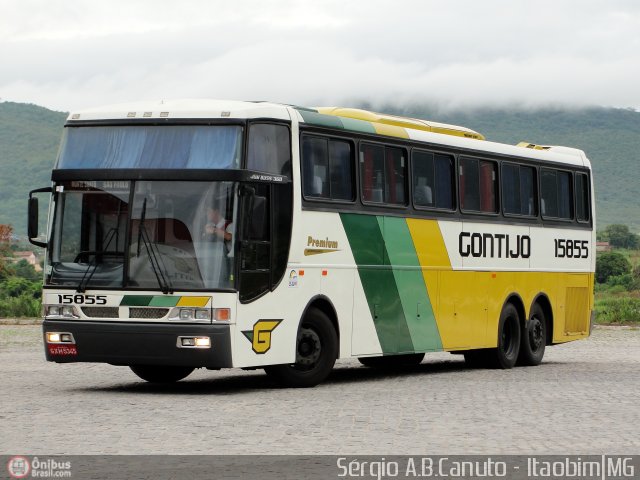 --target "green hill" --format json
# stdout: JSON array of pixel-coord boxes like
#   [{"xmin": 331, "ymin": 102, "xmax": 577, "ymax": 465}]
[
  {"xmin": 0, "ymin": 102, "xmax": 67, "ymax": 234},
  {"xmin": 382, "ymin": 104, "xmax": 640, "ymax": 231},
  {"xmin": 0, "ymin": 101, "xmax": 638, "ymax": 234}
]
